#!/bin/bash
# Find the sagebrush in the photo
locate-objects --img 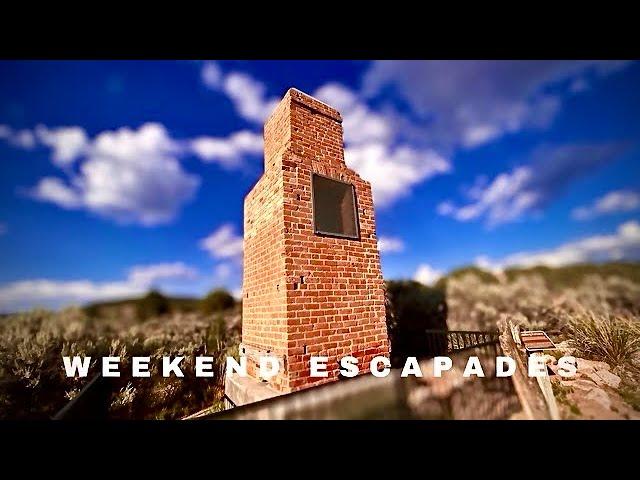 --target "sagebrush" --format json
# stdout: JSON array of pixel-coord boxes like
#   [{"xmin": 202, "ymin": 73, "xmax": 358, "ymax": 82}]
[{"xmin": 0, "ymin": 307, "xmax": 240, "ymax": 419}]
